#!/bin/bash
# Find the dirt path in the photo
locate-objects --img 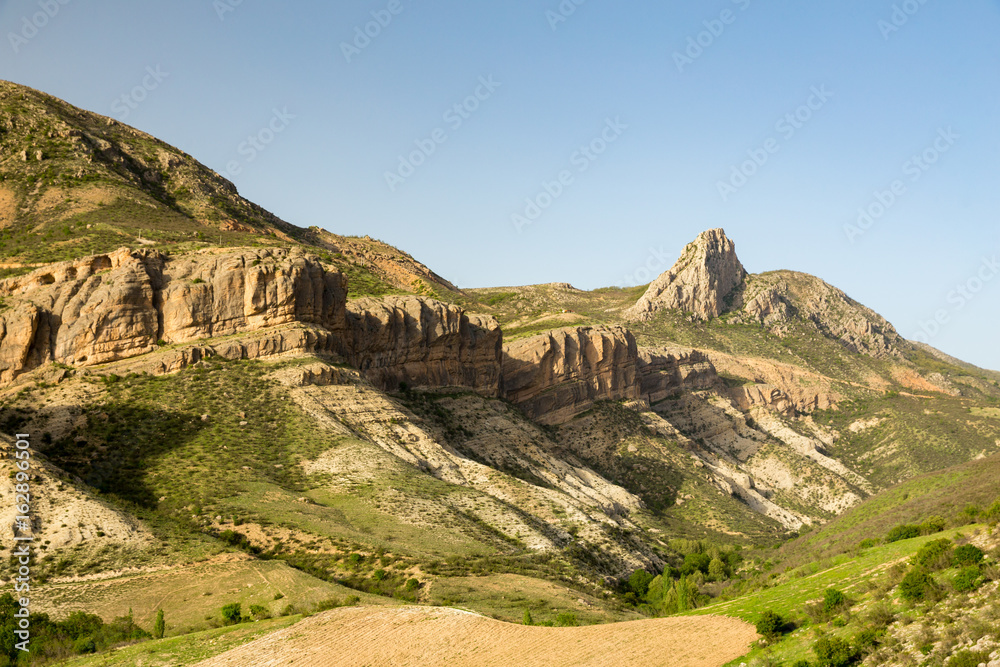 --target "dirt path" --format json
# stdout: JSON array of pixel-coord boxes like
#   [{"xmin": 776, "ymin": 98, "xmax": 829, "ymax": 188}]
[{"xmin": 194, "ymin": 606, "xmax": 757, "ymax": 667}]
